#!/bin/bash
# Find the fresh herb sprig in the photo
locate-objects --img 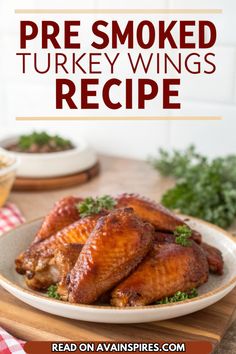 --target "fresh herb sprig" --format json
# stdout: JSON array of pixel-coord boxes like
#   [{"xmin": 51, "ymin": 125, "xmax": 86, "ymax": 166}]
[
  {"xmin": 77, "ymin": 195, "xmax": 117, "ymax": 218},
  {"xmin": 150, "ymin": 145, "xmax": 236, "ymax": 228},
  {"xmin": 156, "ymin": 288, "xmax": 198, "ymax": 304},
  {"xmin": 174, "ymin": 225, "xmax": 192, "ymax": 247},
  {"xmin": 47, "ymin": 285, "xmax": 61, "ymax": 300}
]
